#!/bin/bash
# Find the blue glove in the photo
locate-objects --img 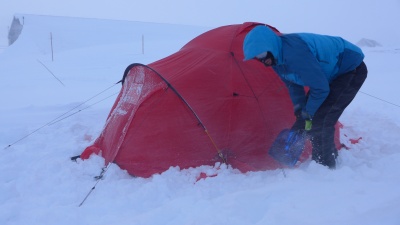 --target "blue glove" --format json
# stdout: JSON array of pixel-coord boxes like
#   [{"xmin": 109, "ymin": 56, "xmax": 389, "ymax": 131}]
[{"xmin": 290, "ymin": 110, "xmax": 304, "ymax": 131}]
